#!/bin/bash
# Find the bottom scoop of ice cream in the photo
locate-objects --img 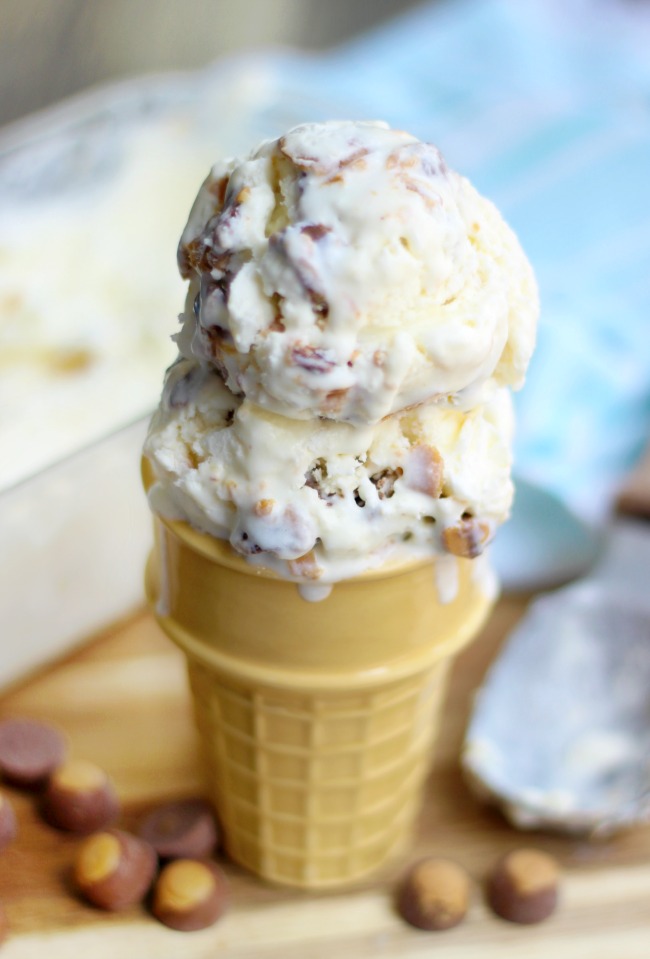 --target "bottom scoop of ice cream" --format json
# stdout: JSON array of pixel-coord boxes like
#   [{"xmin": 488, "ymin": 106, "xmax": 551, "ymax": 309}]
[{"xmin": 144, "ymin": 360, "xmax": 514, "ymax": 583}]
